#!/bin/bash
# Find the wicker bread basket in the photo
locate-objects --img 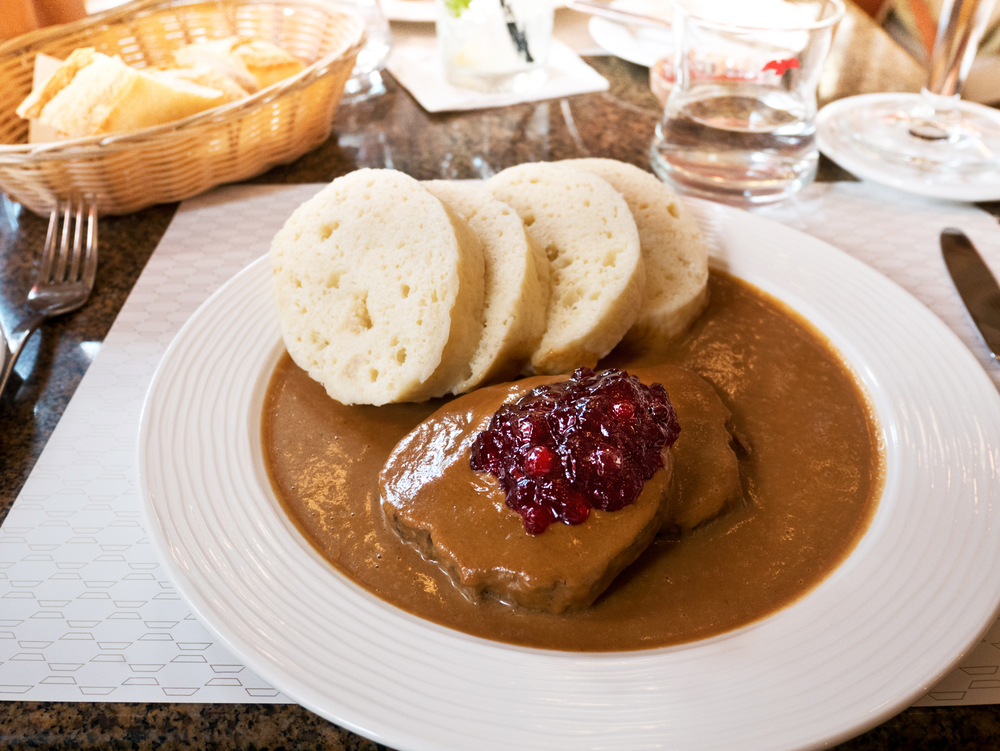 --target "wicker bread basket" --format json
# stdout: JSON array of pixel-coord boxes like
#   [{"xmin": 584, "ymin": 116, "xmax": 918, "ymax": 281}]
[{"xmin": 0, "ymin": 0, "xmax": 365, "ymax": 215}]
